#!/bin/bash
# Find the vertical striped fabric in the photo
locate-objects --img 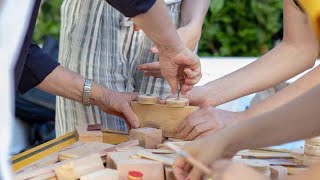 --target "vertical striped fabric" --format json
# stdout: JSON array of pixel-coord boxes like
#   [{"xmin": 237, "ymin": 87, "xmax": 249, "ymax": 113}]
[{"xmin": 56, "ymin": 0, "xmax": 182, "ymax": 136}]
